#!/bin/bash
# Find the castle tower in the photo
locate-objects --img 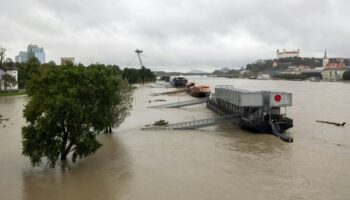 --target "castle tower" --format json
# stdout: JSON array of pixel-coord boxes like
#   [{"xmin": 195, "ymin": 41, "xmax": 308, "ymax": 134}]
[{"xmin": 323, "ymin": 49, "xmax": 329, "ymax": 67}]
